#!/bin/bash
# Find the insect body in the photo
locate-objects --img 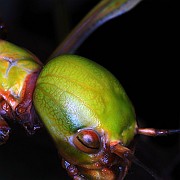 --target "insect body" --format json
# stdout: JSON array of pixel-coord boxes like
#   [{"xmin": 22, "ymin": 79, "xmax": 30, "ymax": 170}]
[
  {"xmin": 0, "ymin": 40, "xmax": 179, "ymax": 180},
  {"xmin": 0, "ymin": 0, "xmax": 179, "ymax": 179}
]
